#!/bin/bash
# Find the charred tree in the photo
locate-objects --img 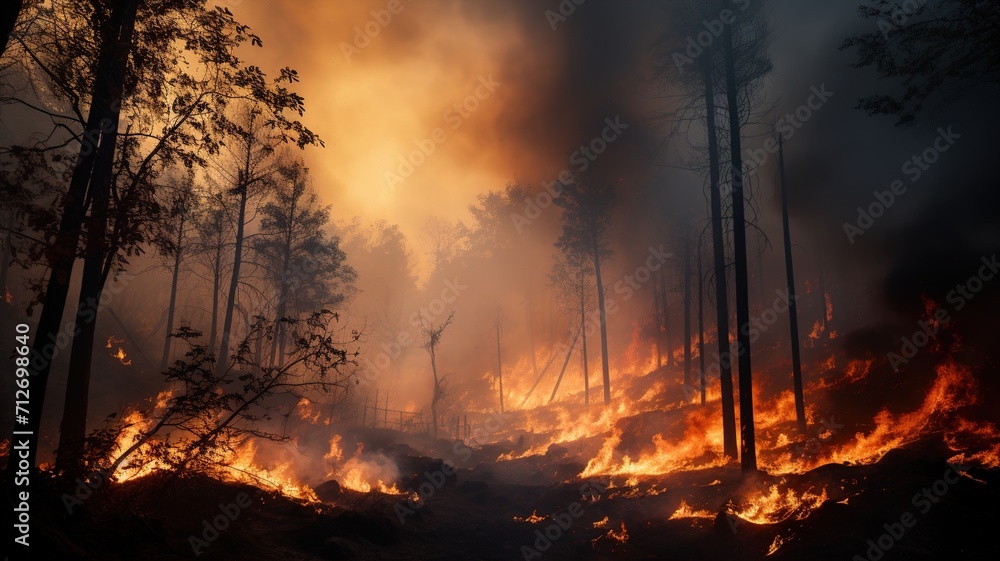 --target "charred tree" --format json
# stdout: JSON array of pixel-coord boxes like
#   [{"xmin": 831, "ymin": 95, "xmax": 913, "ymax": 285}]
[
  {"xmin": 703, "ymin": 58, "xmax": 738, "ymax": 460},
  {"xmin": 683, "ymin": 224, "xmax": 693, "ymax": 389},
  {"xmin": 696, "ymin": 227, "xmax": 707, "ymax": 405},
  {"xmin": 723, "ymin": 13, "xmax": 763, "ymax": 474},
  {"xmin": 778, "ymin": 134, "xmax": 807, "ymax": 433}
]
